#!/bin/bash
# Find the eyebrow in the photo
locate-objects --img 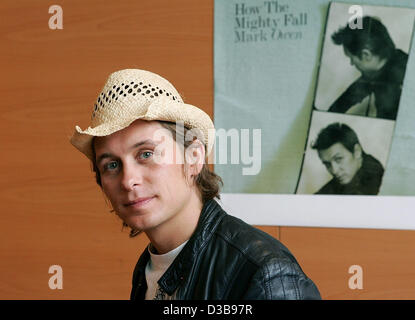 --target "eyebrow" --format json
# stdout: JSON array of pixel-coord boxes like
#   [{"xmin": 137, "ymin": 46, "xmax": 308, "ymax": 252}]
[
  {"xmin": 96, "ymin": 139, "xmax": 156, "ymax": 165},
  {"xmin": 331, "ymin": 153, "xmax": 342, "ymax": 159}
]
